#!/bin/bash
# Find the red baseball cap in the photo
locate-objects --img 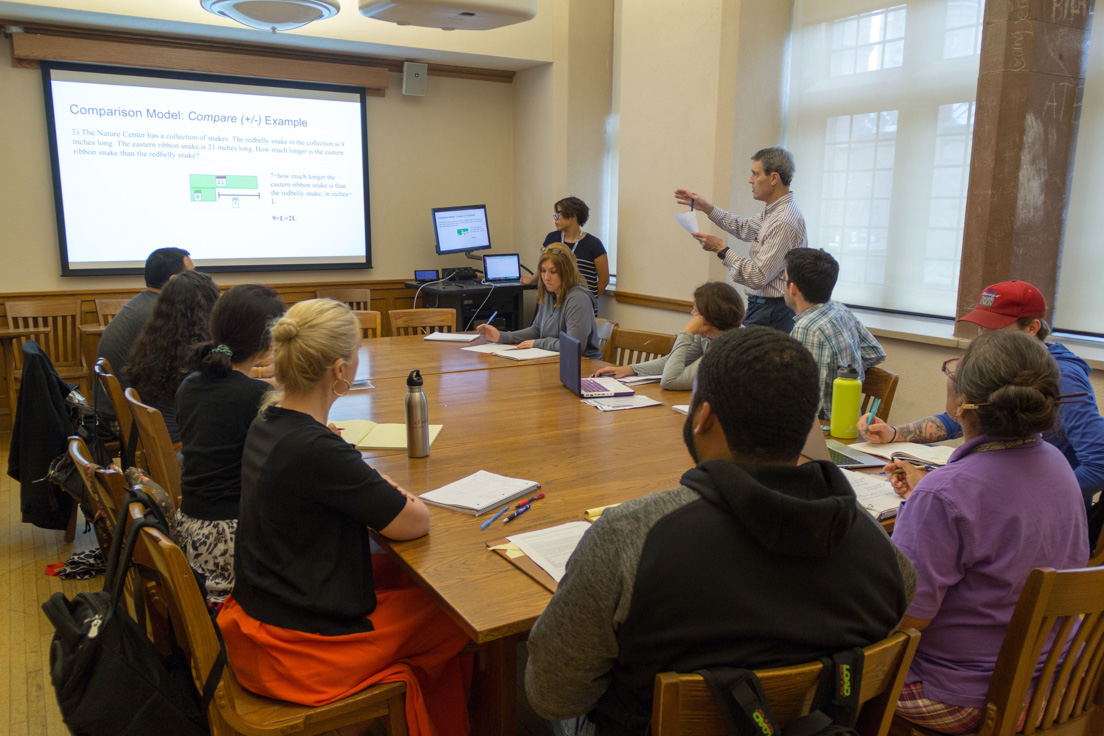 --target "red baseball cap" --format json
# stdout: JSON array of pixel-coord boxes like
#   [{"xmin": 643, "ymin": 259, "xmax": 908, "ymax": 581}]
[{"xmin": 958, "ymin": 280, "xmax": 1046, "ymax": 330}]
